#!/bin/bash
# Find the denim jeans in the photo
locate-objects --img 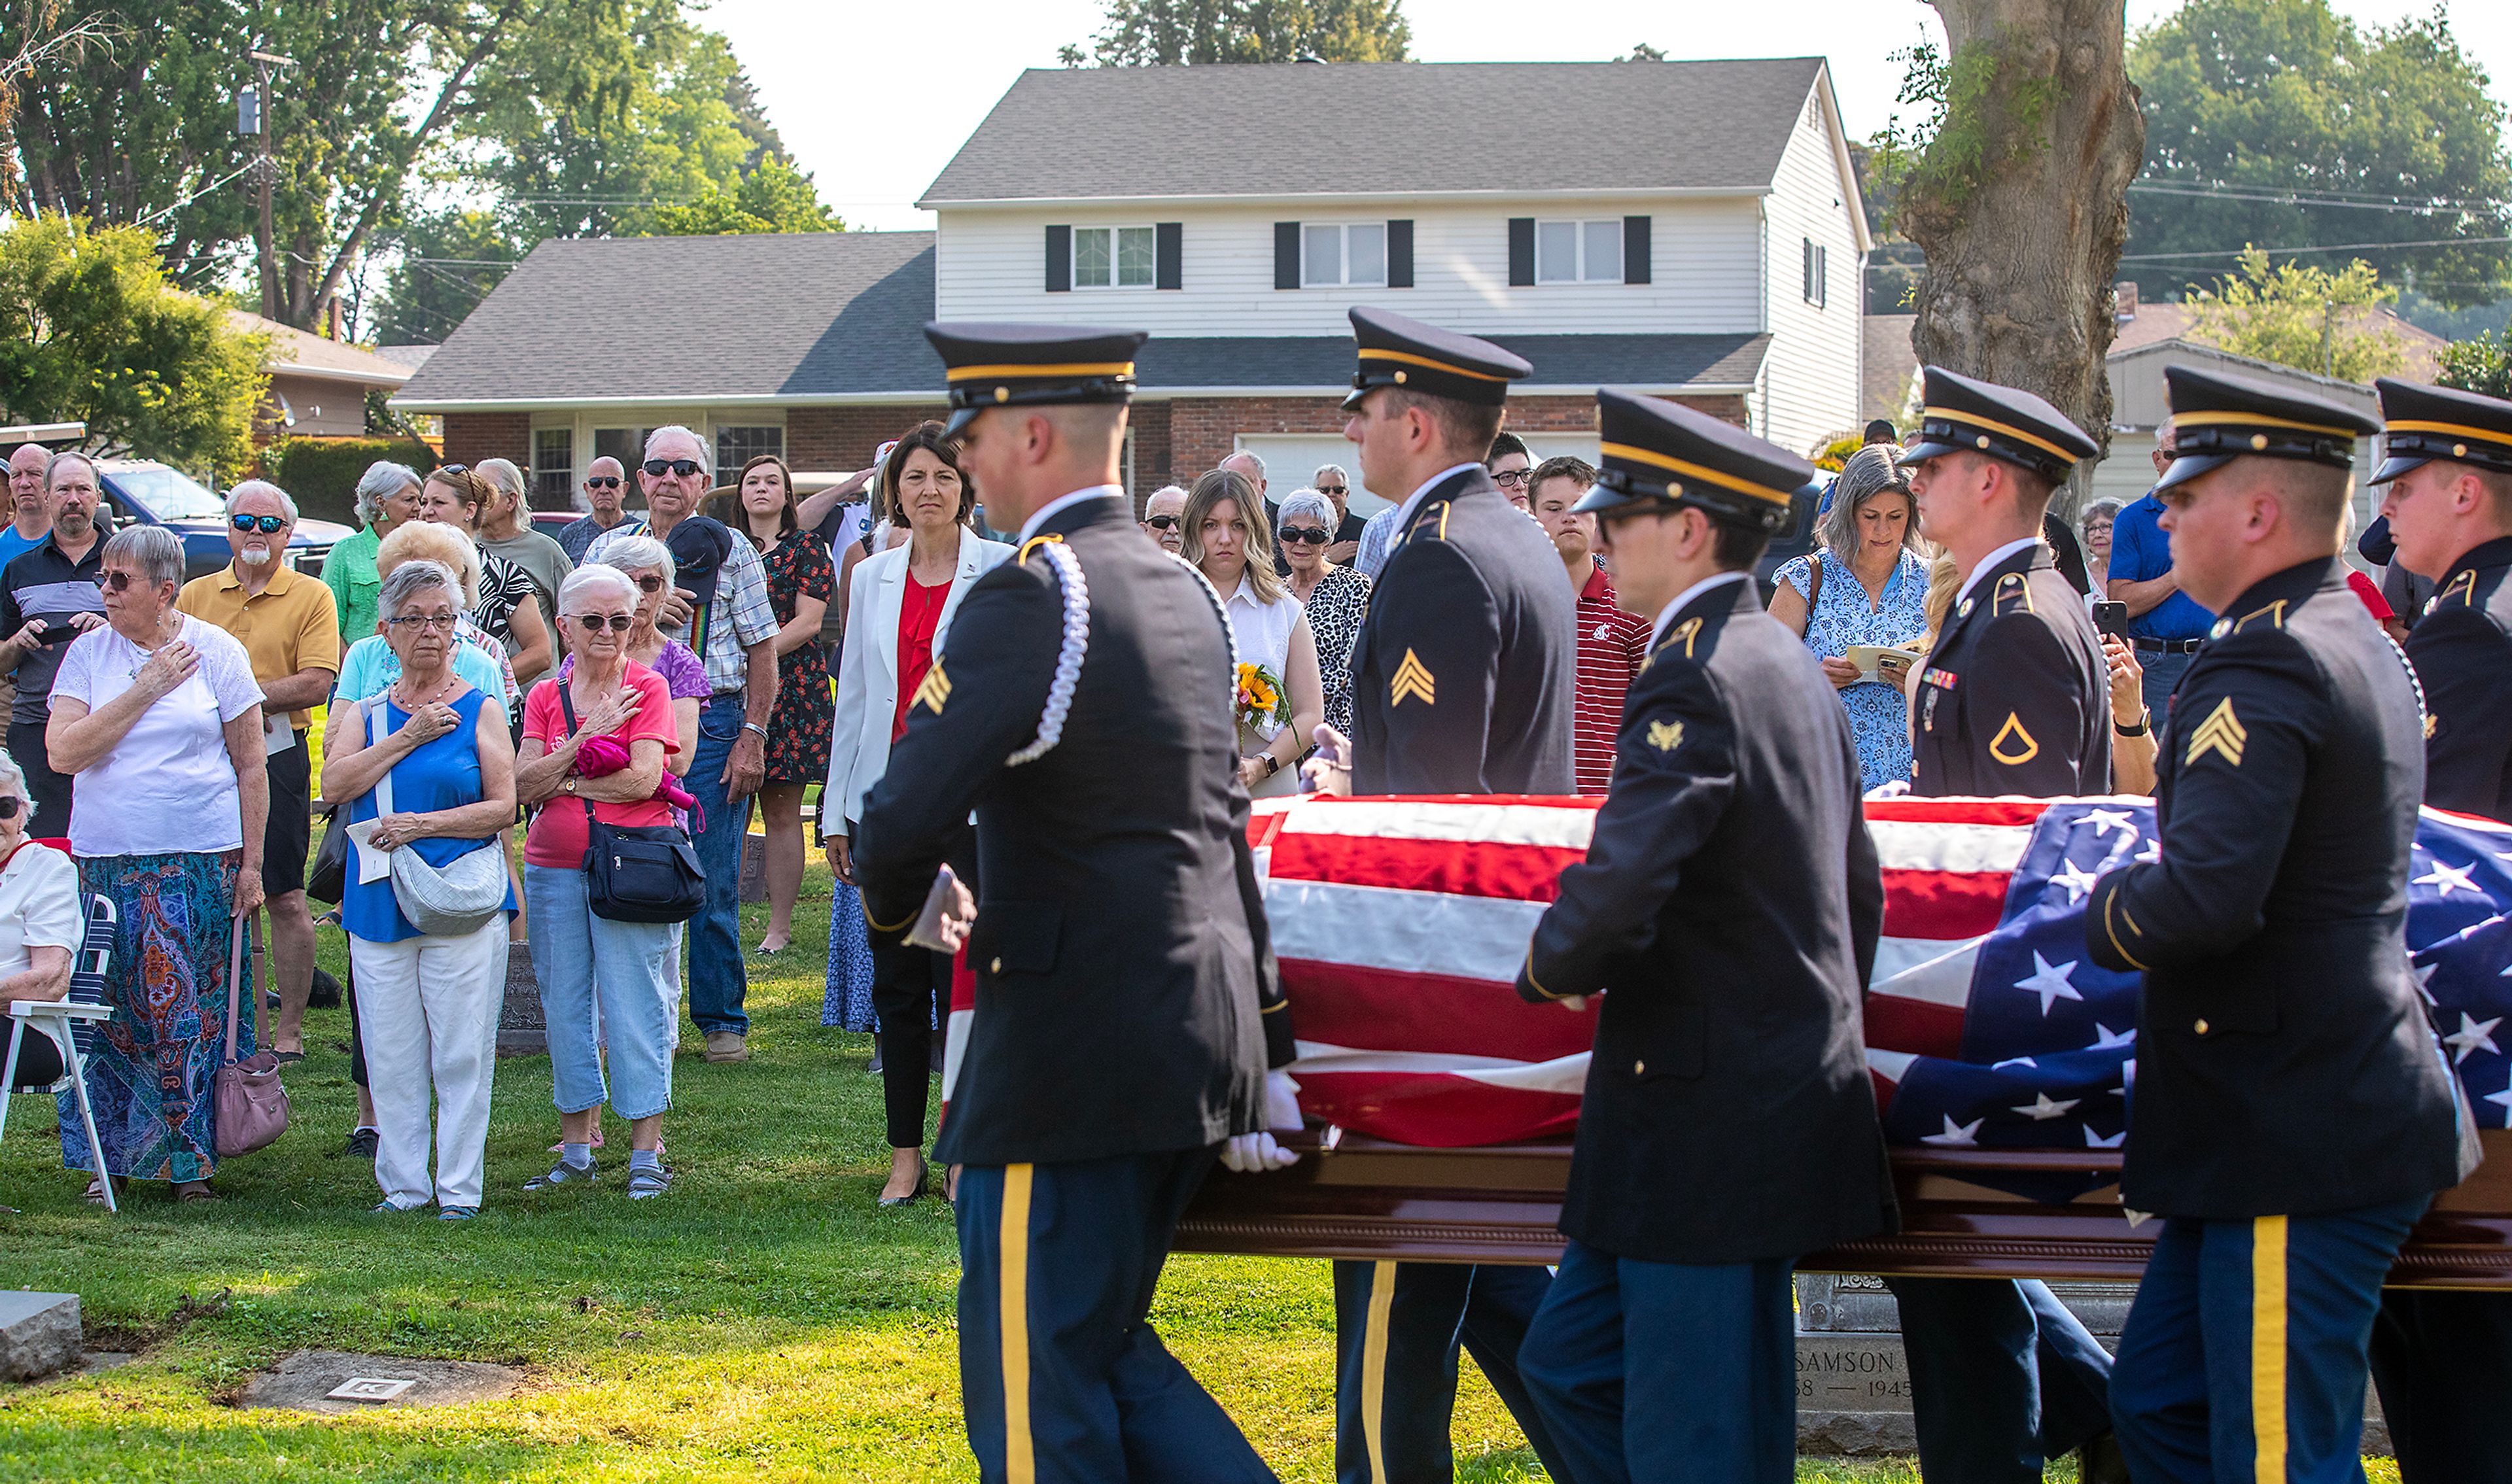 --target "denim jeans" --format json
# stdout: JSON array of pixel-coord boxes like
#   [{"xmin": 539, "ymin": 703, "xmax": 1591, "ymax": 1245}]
[
  {"xmin": 686, "ymin": 695, "xmax": 753, "ymax": 1037},
  {"xmin": 2138, "ymin": 647, "xmax": 2195, "ymax": 723},
  {"xmin": 525, "ymin": 865, "xmax": 678, "ymax": 1120}
]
